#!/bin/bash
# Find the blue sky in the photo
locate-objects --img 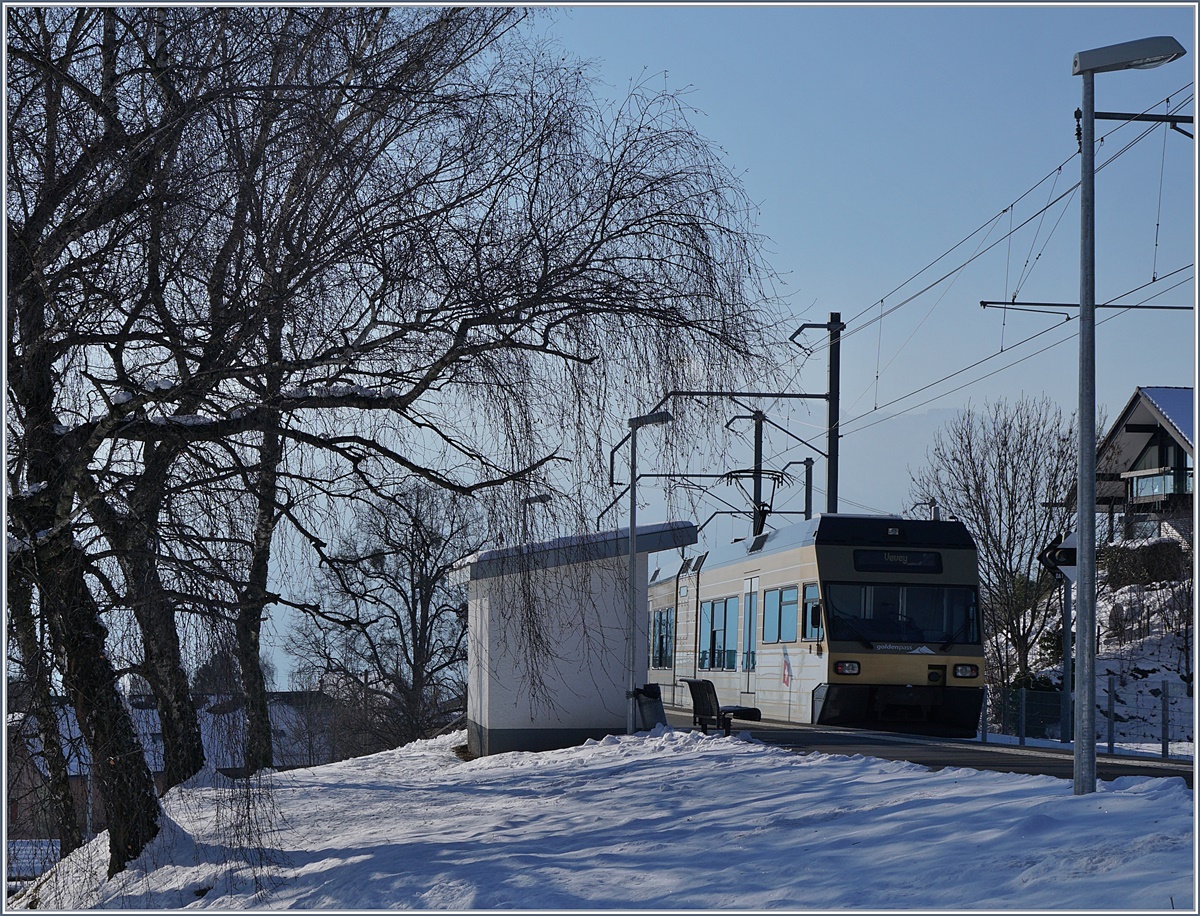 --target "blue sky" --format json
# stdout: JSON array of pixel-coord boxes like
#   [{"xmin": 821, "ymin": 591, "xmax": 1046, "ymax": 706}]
[{"xmin": 536, "ymin": 3, "xmax": 1196, "ymax": 533}]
